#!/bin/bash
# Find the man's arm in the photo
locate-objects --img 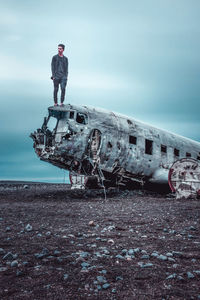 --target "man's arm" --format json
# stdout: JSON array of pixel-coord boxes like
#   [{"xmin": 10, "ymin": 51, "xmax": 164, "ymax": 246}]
[
  {"xmin": 65, "ymin": 57, "xmax": 68, "ymax": 79},
  {"xmin": 51, "ymin": 56, "xmax": 56, "ymax": 79}
]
